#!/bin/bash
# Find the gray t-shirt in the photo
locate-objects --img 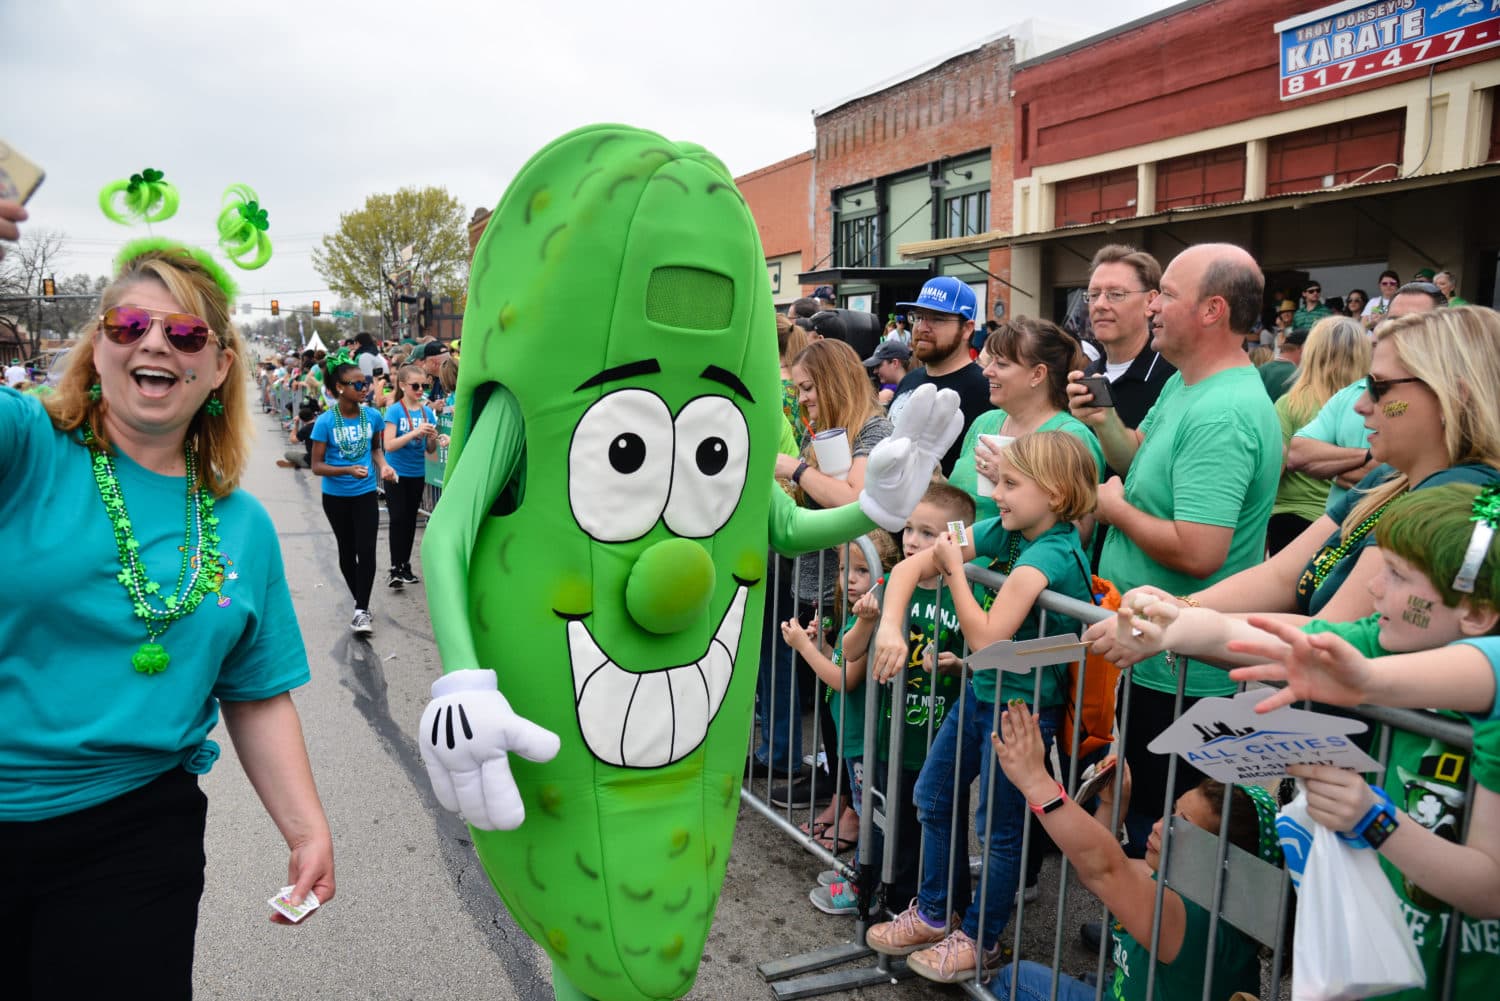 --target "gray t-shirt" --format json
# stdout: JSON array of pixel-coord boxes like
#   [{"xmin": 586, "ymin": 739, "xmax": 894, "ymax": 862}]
[{"xmin": 794, "ymin": 415, "xmax": 893, "ymax": 607}]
